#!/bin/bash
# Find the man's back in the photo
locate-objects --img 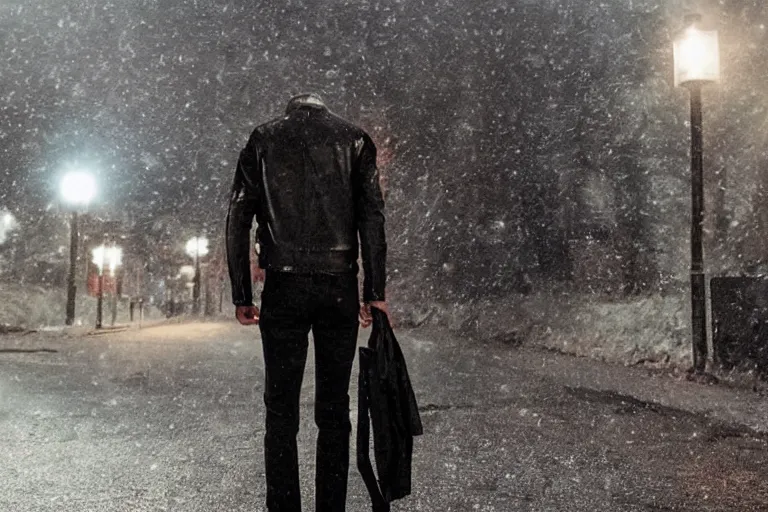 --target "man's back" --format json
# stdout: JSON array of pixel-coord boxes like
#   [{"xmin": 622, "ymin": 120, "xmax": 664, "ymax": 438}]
[
  {"xmin": 227, "ymin": 94, "xmax": 386, "ymax": 306},
  {"xmin": 253, "ymin": 106, "xmax": 365, "ymax": 255}
]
